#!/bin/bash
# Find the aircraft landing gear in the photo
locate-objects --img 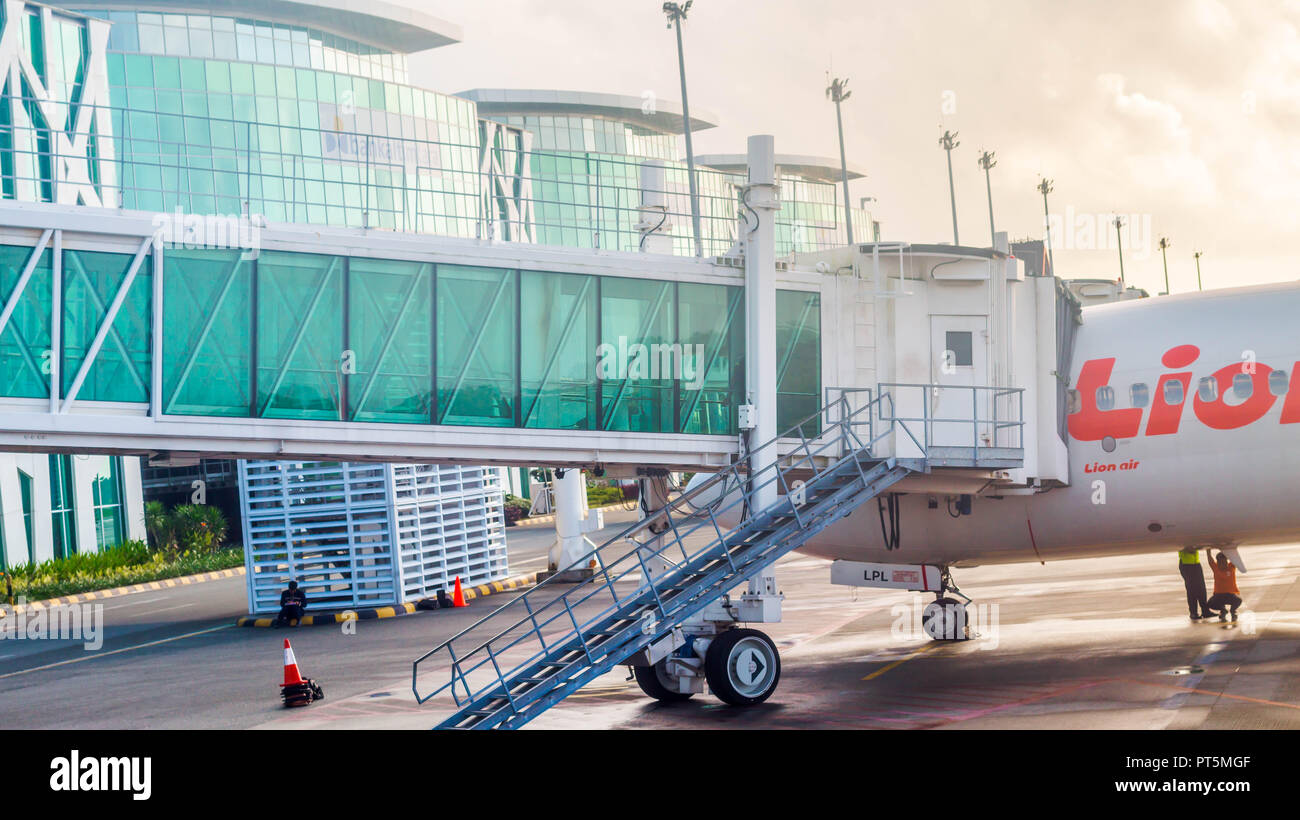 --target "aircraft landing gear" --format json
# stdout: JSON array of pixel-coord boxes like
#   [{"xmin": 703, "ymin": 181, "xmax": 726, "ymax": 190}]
[
  {"xmin": 921, "ymin": 569, "xmax": 974, "ymax": 642},
  {"xmin": 704, "ymin": 628, "xmax": 781, "ymax": 706},
  {"xmin": 630, "ymin": 625, "xmax": 782, "ymax": 706},
  {"xmin": 633, "ymin": 657, "xmax": 694, "ymax": 702}
]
